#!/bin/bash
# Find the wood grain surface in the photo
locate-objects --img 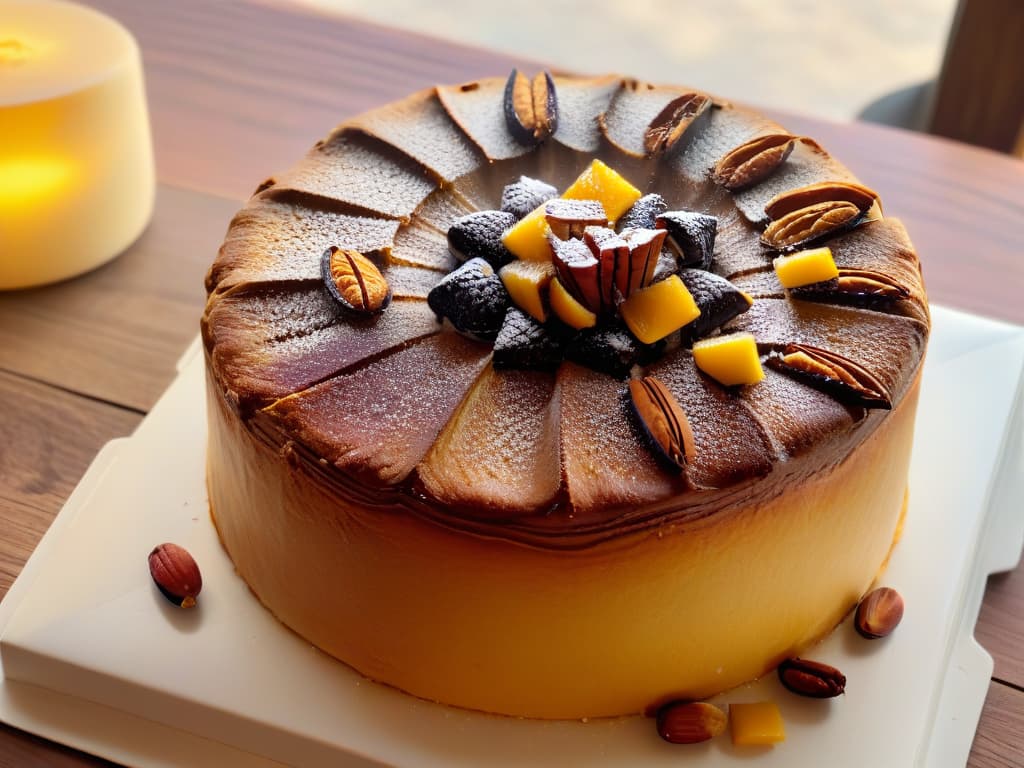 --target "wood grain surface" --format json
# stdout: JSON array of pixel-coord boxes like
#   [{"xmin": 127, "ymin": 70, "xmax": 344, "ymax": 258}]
[{"xmin": 0, "ymin": 1, "xmax": 1021, "ymax": 766}]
